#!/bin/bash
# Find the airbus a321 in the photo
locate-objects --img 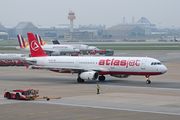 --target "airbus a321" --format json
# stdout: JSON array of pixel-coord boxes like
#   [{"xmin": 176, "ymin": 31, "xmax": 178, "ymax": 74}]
[{"xmin": 25, "ymin": 33, "xmax": 167, "ymax": 84}]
